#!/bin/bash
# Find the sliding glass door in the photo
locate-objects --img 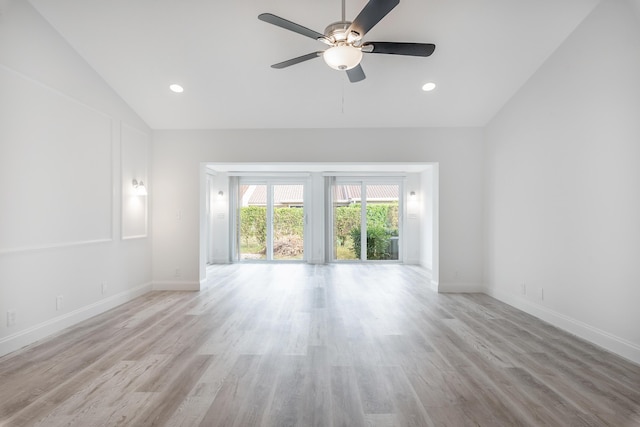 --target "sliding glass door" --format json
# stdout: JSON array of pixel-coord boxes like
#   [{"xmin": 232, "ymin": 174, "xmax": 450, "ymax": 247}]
[
  {"xmin": 332, "ymin": 181, "xmax": 401, "ymax": 261},
  {"xmin": 236, "ymin": 180, "xmax": 305, "ymax": 261}
]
